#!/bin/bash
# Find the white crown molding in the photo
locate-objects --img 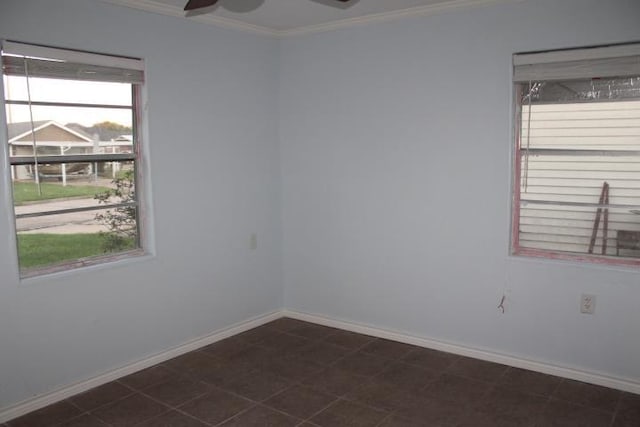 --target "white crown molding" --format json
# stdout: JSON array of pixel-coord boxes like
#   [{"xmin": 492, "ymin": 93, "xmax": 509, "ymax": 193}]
[
  {"xmin": 280, "ymin": 0, "xmax": 524, "ymax": 36},
  {"xmin": 102, "ymin": 0, "xmax": 523, "ymax": 38},
  {"xmin": 101, "ymin": 0, "xmax": 279, "ymax": 36}
]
